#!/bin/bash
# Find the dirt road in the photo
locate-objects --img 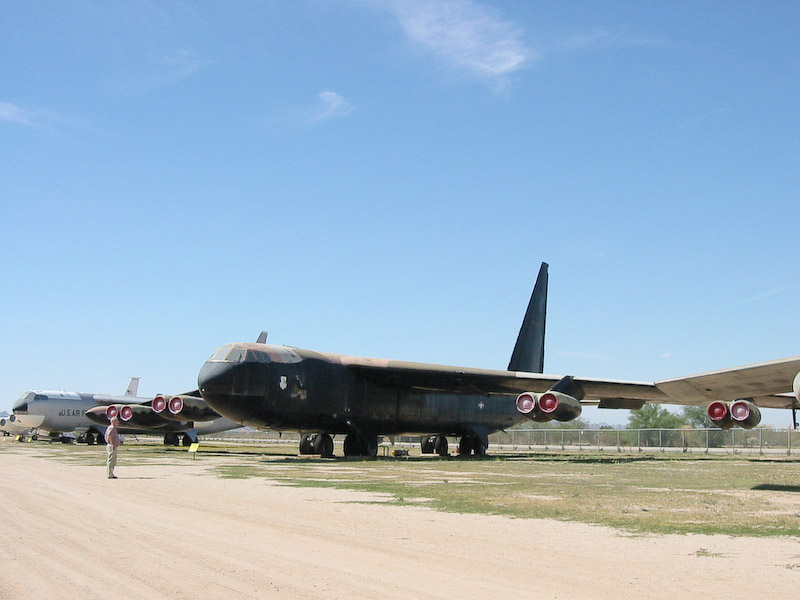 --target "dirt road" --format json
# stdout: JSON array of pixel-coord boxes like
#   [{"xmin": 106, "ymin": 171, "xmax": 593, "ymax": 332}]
[{"xmin": 1, "ymin": 441, "xmax": 798, "ymax": 599}]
